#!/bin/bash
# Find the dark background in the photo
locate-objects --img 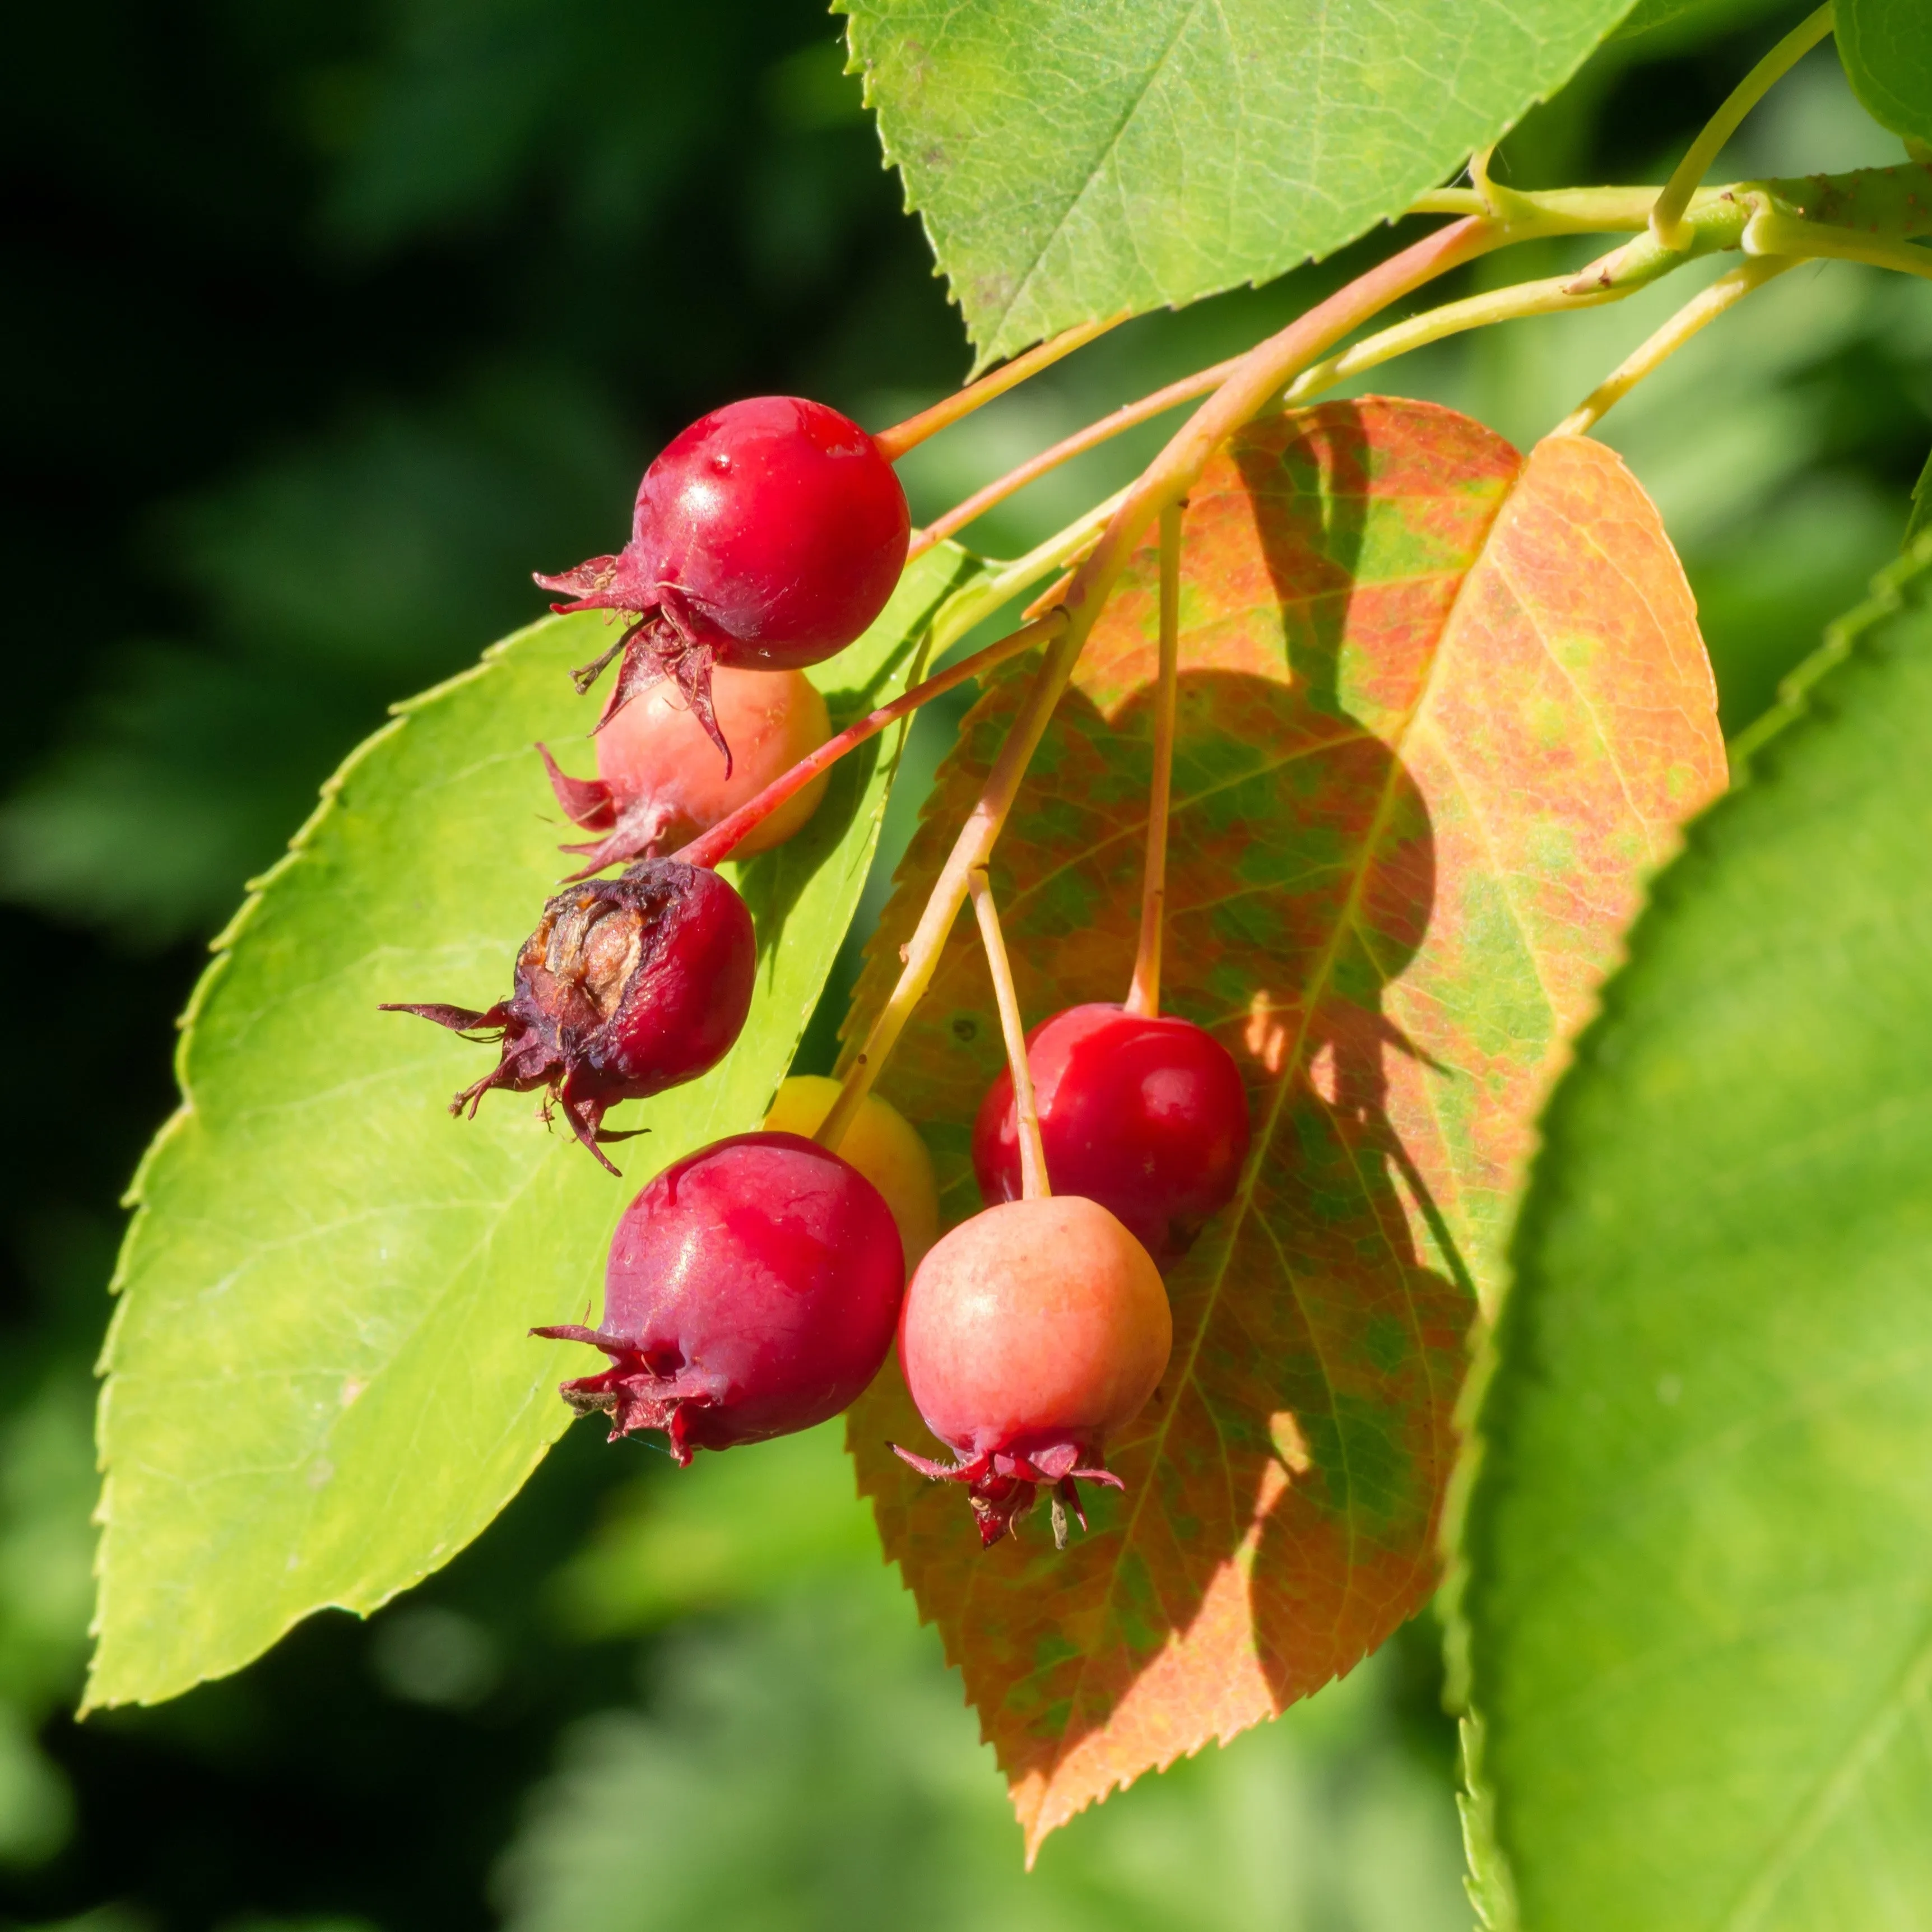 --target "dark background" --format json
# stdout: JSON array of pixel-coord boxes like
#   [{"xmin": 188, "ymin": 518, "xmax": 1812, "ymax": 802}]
[{"xmin": 1, "ymin": 2, "xmax": 1920, "ymax": 1928}]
